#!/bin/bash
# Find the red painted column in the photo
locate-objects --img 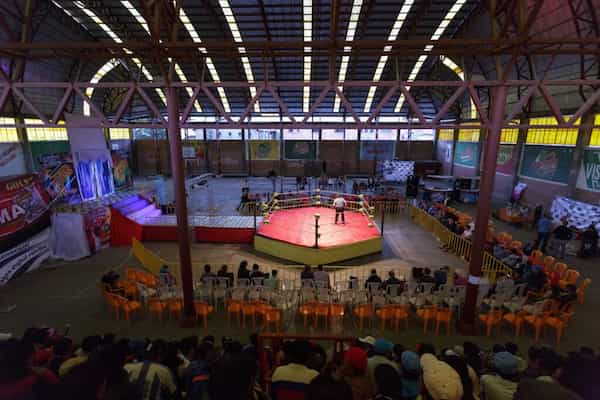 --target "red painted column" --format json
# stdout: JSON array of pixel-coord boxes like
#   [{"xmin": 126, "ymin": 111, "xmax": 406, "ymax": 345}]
[
  {"xmin": 166, "ymin": 86, "xmax": 195, "ymax": 320},
  {"xmin": 459, "ymin": 85, "xmax": 507, "ymax": 331}
]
